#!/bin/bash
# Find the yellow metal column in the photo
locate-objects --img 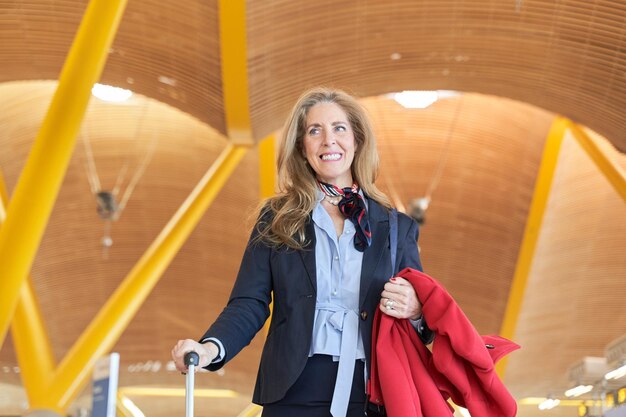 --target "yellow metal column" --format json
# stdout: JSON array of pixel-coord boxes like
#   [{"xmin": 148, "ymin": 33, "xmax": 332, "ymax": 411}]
[
  {"xmin": 496, "ymin": 116, "xmax": 569, "ymax": 377},
  {"xmin": 259, "ymin": 135, "xmax": 277, "ymax": 199},
  {"xmin": 568, "ymin": 122, "xmax": 626, "ymax": 203},
  {"xmin": 0, "ymin": 171, "xmax": 56, "ymax": 401},
  {"xmin": 37, "ymin": 144, "xmax": 248, "ymax": 412},
  {"xmin": 258, "ymin": 135, "xmax": 276, "ymax": 336},
  {"xmin": 237, "ymin": 404, "xmax": 263, "ymax": 417},
  {"xmin": 219, "ymin": 0, "xmax": 253, "ymax": 144},
  {"xmin": 0, "ymin": 0, "xmax": 129, "ymax": 347},
  {"xmin": 0, "ymin": 171, "xmax": 6, "ymax": 222},
  {"xmin": 118, "ymin": 386, "xmax": 239, "ymax": 398},
  {"xmin": 12, "ymin": 281, "xmax": 57, "ymax": 402},
  {"xmin": 218, "ymin": 6, "xmax": 265, "ymax": 414}
]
